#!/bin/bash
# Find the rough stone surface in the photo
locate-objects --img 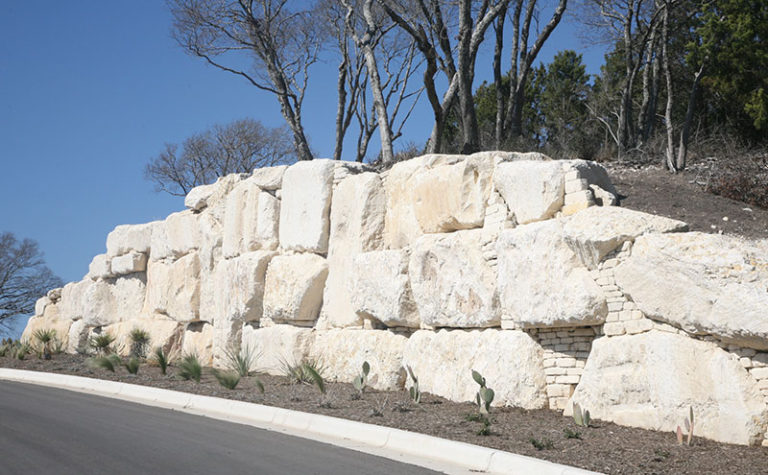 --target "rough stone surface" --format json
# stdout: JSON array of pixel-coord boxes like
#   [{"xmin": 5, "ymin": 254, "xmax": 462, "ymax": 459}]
[
  {"xmin": 615, "ymin": 233, "xmax": 768, "ymax": 349},
  {"xmin": 106, "ymin": 222, "xmax": 156, "ymax": 257},
  {"xmin": 566, "ymin": 160, "xmax": 617, "ymax": 196},
  {"xmin": 213, "ymin": 251, "xmax": 276, "ymax": 324},
  {"xmin": 319, "ymin": 173, "xmax": 386, "ymax": 329},
  {"xmin": 21, "ymin": 315, "xmax": 72, "ymax": 349},
  {"xmin": 221, "ymin": 183, "xmax": 250, "ymax": 258},
  {"xmin": 402, "ymin": 329, "xmax": 548, "ymax": 409},
  {"xmin": 58, "ymin": 280, "xmax": 93, "ymax": 321},
  {"xmin": 572, "ymin": 331, "xmax": 768, "ymax": 445},
  {"xmin": 143, "ymin": 253, "xmax": 200, "ymax": 322},
  {"xmin": 105, "ymin": 318, "xmax": 183, "ymax": 357},
  {"xmin": 308, "ymin": 329, "xmax": 407, "ymax": 390},
  {"xmin": 263, "ymin": 254, "xmax": 328, "ymax": 324},
  {"xmin": 81, "ymin": 276, "xmax": 147, "ymax": 327},
  {"xmin": 409, "ymin": 230, "xmax": 499, "ymax": 328},
  {"xmin": 251, "ymin": 165, "xmax": 288, "ymax": 191},
  {"xmin": 497, "ymin": 220, "xmax": 607, "ymax": 328},
  {"xmin": 182, "ymin": 322, "xmax": 214, "ymax": 366},
  {"xmin": 349, "ymin": 250, "xmax": 420, "ymax": 328},
  {"xmin": 110, "ymin": 251, "xmax": 148, "ymax": 276},
  {"xmin": 563, "ymin": 206, "xmax": 689, "ymax": 269},
  {"xmin": 493, "ymin": 160, "xmax": 566, "ymax": 224},
  {"xmin": 88, "ymin": 254, "xmax": 113, "ymax": 280},
  {"xmin": 66, "ymin": 320, "xmax": 89, "ymax": 353},
  {"xmin": 278, "ymin": 159, "xmax": 335, "ymax": 253},
  {"xmin": 184, "ymin": 183, "xmax": 216, "ymax": 212},
  {"xmin": 240, "ymin": 324, "xmax": 314, "ymax": 374}
]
